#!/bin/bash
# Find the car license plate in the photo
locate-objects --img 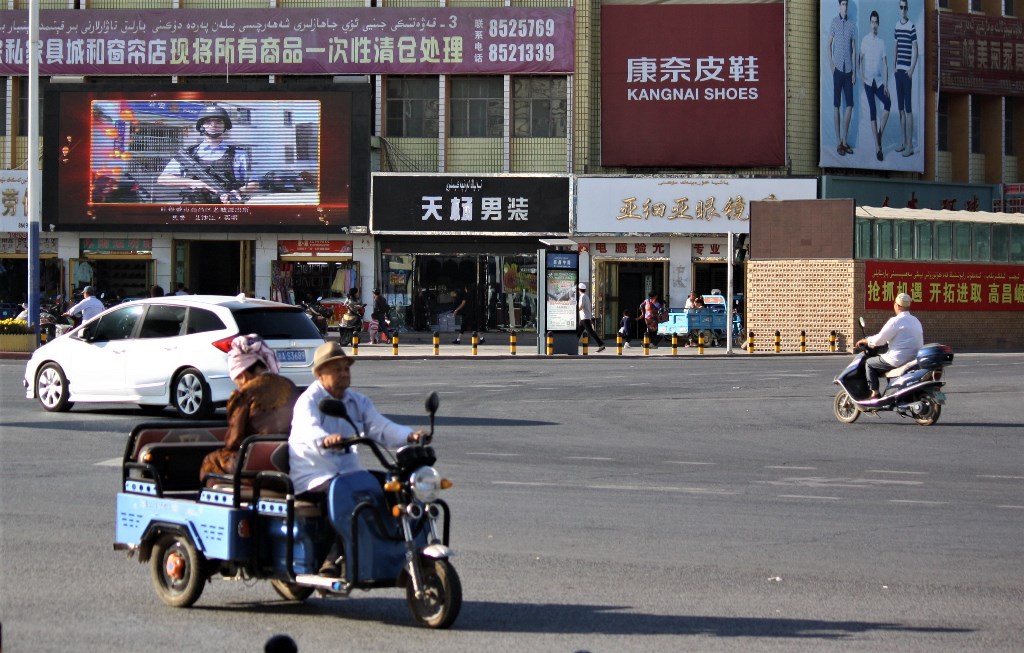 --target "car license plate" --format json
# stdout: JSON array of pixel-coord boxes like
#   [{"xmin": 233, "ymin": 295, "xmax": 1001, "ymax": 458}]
[
  {"xmin": 276, "ymin": 349, "xmax": 306, "ymax": 363},
  {"xmin": 933, "ymin": 391, "xmax": 946, "ymax": 404}
]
